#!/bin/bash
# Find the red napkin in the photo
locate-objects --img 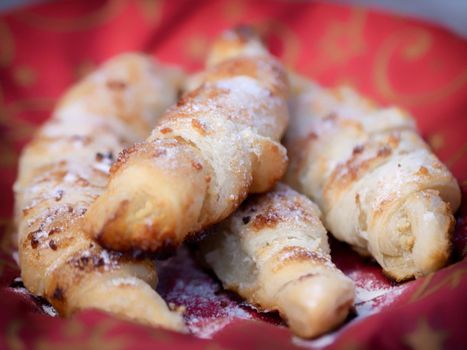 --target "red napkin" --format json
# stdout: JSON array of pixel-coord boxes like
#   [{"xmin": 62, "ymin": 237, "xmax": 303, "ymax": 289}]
[{"xmin": 1, "ymin": 1, "xmax": 466, "ymax": 349}]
